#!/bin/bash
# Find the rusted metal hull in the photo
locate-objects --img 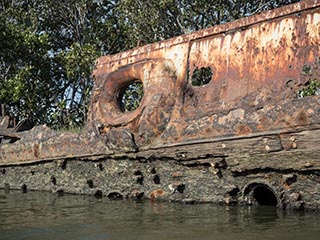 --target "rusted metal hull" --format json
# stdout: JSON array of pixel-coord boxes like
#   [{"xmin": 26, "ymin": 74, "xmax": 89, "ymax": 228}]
[
  {"xmin": 90, "ymin": 0, "xmax": 320, "ymax": 147},
  {"xmin": 1, "ymin": 0, "xmax": 320, "ymax": 209}
]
